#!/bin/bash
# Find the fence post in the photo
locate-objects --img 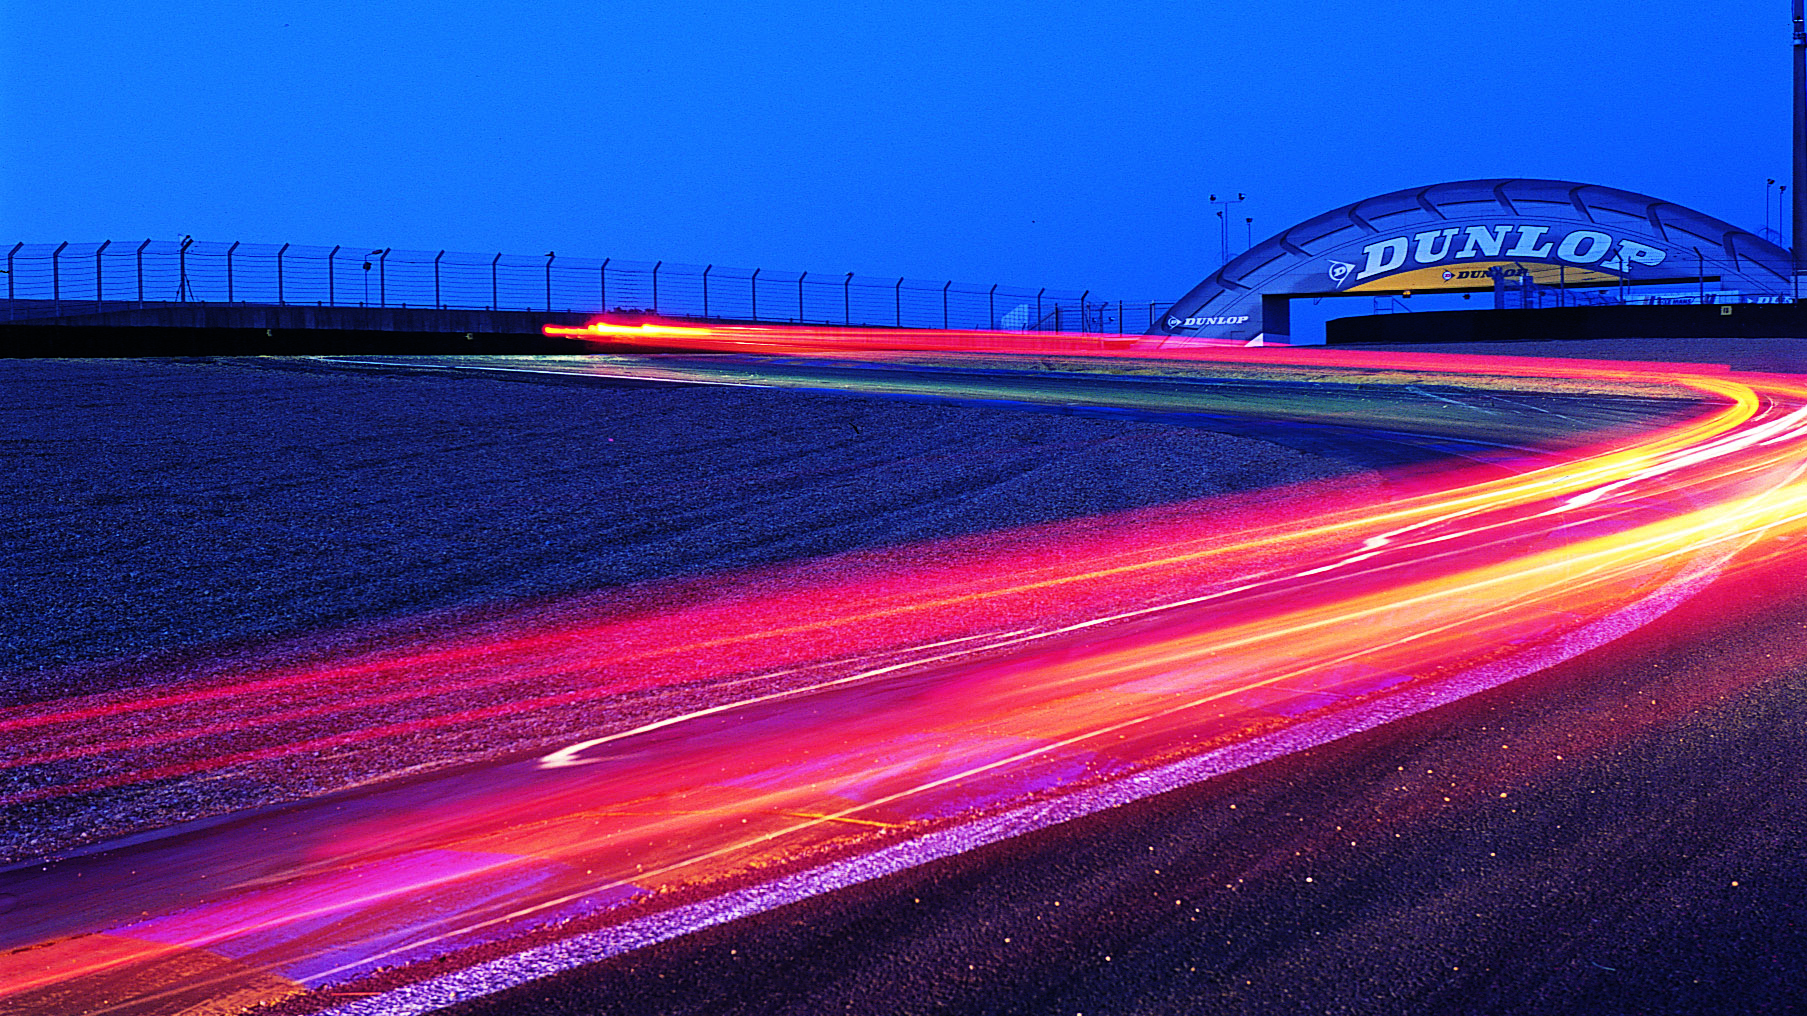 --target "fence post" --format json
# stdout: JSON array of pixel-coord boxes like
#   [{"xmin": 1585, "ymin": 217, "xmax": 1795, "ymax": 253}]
[
  {"xmin": 52, "ymin": 241, "xmax": 67, "ymax": 308},
  {"xmin": 177, "ymin": 236, "xmax": 191, "ymax": 302},
  {"xmin": 943, "ymin": 280, "xmax": 951, "ymax": 329},
  {"xmin": 7, "ymin": 242, "xmax": 20, "ymax": 317},
  {"xmin": 328, "ymin": 245, "xmax": 340, "ymax": 306},
  {"xmin": 1079, "ymin": 290, "xmax": 1088, "ymax": 333},
  {"xmin": 277, "ymin": 243, "xmax": 289, "ymax": 305},
  {"xmin": 797, "ymin": 271, "xmax": 806, "ymax": 322},
  {"xmin": 135, "ymin": 240, "xmax": 148, "ymax": 308},
  {"xmin": 1119, "ymin": 300, "xmax": 1124, "ymax": 335},
  {"xmin": 1035, "ymin": 288, "xmax": 1045, "ymax": 331},
  {"xmin": 600, "ymin": 257, "xmax": 609, "ymax": 312},
  {"xmin": 226, "ymin": 241, "xmax": 239, "ymax": 302},
  {"xmin": 989, "ymin": 284, "xmax": 997, "ymax": 329},
  {"xmin": 378, "ymin": 248, "xmax": 390, "ymax": 307},
  {"xmin": 703, "ymin": 264, "xmax": 712, "ymax": 318},
  {"xmin": 895, "ymin": 277, "xmax": 902, "ymax": 327},
  {"xmin": 844, "ymin": 272, "xmax": 852, "ymax": 325},
  {"xmin": 545, "ymin": 251, "xmax": 554, "ymax": 312},
  {"xmin": 652, "ymin": 260, "xmax": 662, "ymax": 313},
  {"xmin": 490, "ymin": 252, "xmax": 500, "ymax": 311},
  {"xmin": 434, "ymin": 250, "xmax": 444, "ymax": 309},
  {"xmin": 750, "ymin": 267, "xmax": 759, "ymax": 321},
  {"xmin": 95, "ymin": 240, "xmax": 111, "ymax": 310}
]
